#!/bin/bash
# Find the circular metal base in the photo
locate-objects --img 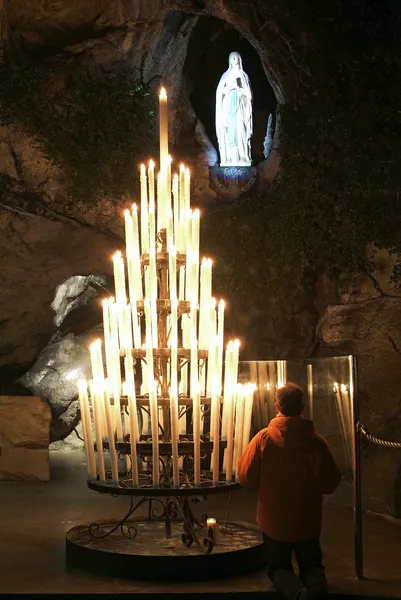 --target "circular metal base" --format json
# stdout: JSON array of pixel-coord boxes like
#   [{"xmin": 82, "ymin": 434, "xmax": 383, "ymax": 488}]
[{"xmin": 66, "ymin": 520, "xmax": 266, "ymax": 581}]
